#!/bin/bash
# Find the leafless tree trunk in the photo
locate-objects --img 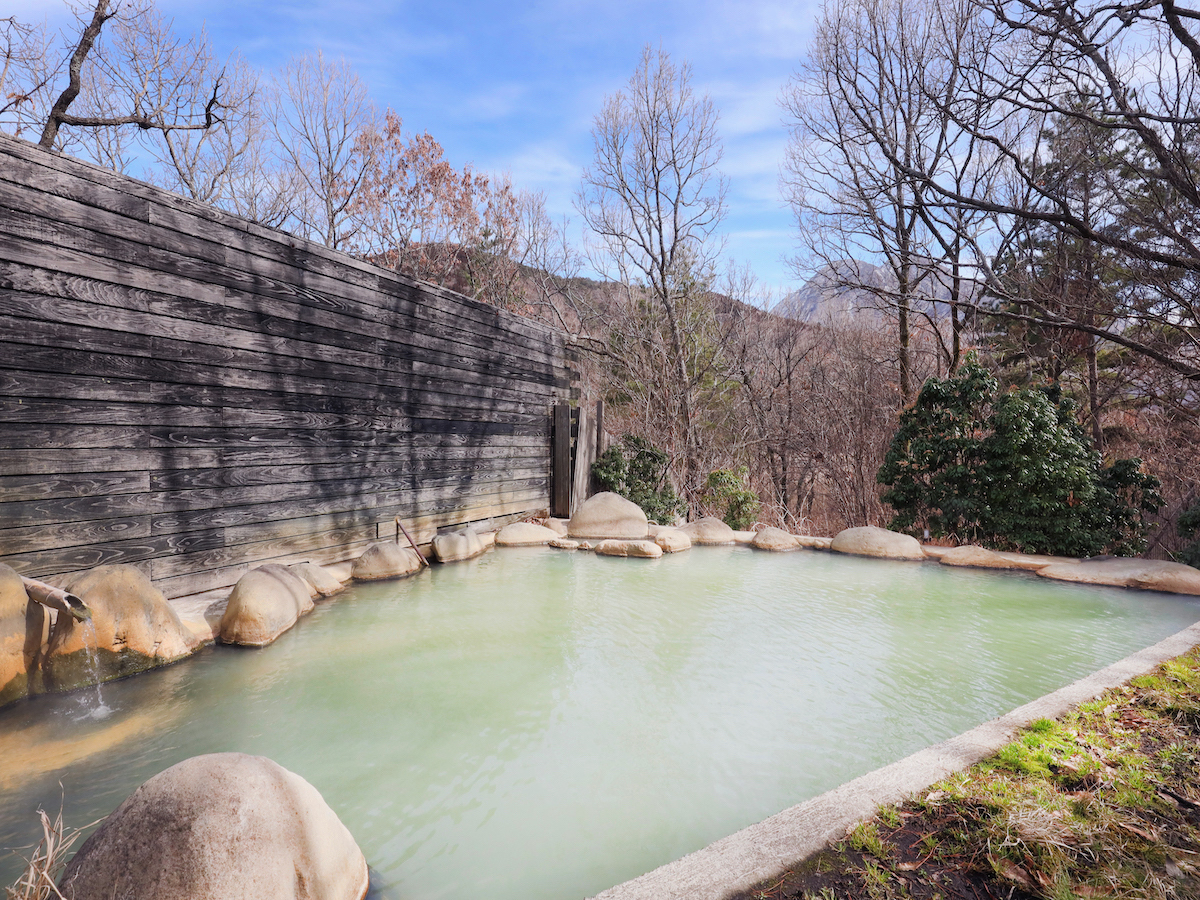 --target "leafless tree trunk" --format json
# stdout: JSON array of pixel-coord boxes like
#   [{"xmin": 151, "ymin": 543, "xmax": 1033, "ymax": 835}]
[{"xmin": 36, "ymin": 1, "xmax": 224, "ymax": 152}]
